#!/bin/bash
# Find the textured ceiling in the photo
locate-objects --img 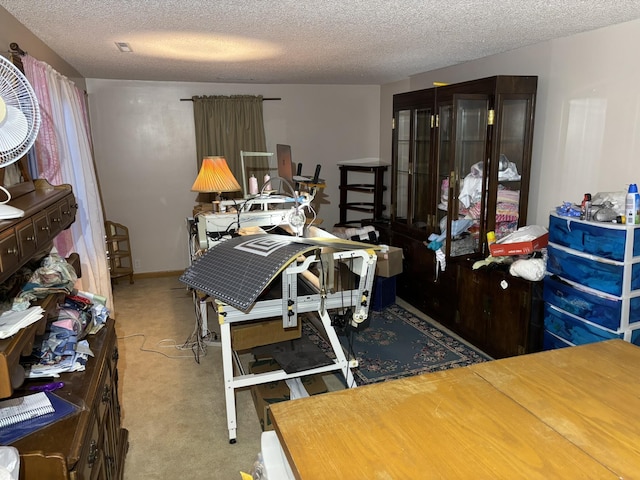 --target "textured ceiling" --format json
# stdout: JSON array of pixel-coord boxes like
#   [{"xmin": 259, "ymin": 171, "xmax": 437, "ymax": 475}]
[{"xmin": 3, "ymin": 1, "xmax": 640, "ymax": 85}]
